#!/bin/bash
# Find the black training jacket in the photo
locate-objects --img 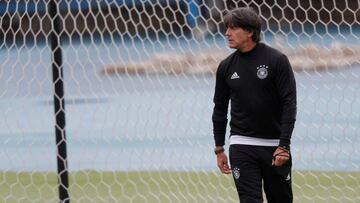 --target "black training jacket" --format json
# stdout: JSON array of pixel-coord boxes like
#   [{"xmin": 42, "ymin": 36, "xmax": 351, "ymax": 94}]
[{"xmin": 212, "ymin": 43, "xmax": 297, "ymax": 147}]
